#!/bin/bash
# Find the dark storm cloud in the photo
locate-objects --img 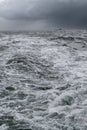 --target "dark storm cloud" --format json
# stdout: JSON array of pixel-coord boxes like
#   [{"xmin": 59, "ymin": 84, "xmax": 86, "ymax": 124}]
[
  {"xmin": 0, "ymin": 0, "xmax": 87, "ymax": 30},
  {"xmin": 49, "ymin": 0, "xmax": 87, "ymax": 28}
]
